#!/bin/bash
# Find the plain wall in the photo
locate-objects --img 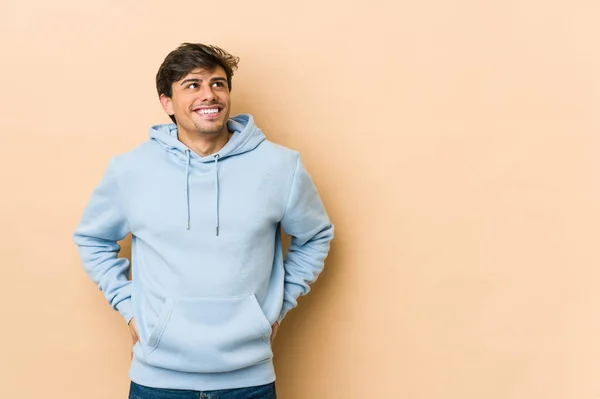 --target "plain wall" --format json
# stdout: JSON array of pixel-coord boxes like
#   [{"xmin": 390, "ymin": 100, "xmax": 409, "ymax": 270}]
[{"xmin": 1, "ymin": 0, "xmax": 599, "ymax": 398}]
